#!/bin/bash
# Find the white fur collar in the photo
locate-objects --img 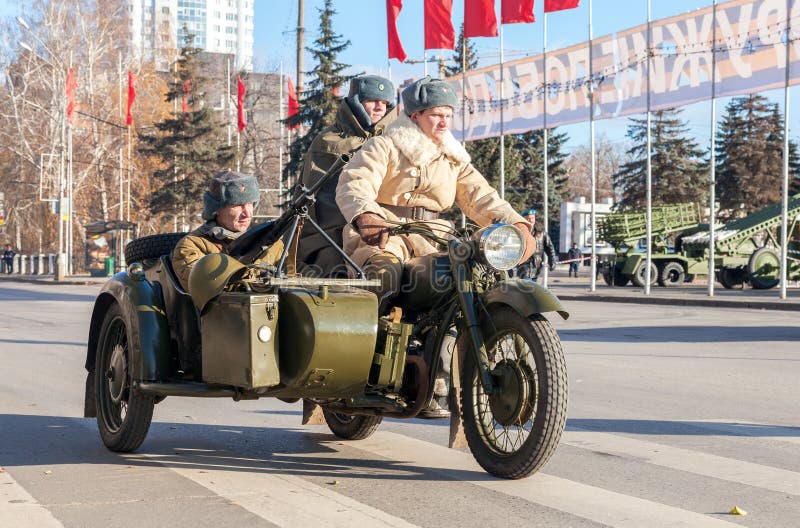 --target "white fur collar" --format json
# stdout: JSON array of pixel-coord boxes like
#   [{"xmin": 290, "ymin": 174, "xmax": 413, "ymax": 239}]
[{"xmin": 384, "ymin": 112, "xmax": 471, "ymax": 165}]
